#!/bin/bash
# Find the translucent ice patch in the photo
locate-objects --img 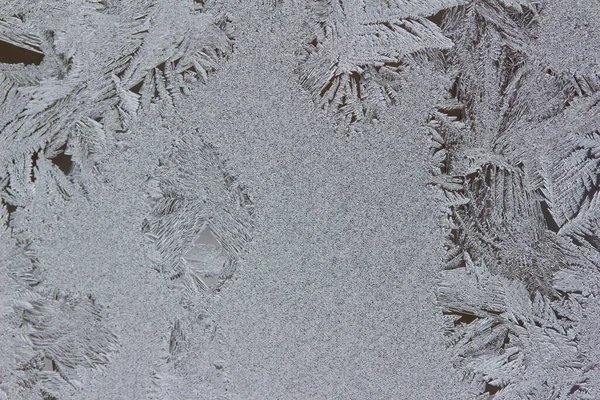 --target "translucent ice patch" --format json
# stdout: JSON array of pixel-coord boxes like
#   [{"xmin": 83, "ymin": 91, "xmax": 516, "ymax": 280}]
[{"xmin": 182, "ymin": 224, "xmax": 228, "ymax": 288}]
